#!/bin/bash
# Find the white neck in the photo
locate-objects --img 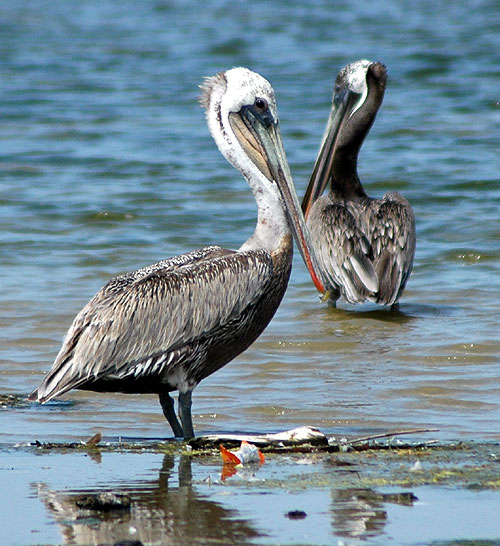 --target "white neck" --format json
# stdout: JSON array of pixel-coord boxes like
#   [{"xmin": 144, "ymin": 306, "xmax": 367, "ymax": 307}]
[
  {"xmin": 203, "ymin": 69, "xmax": 290, "ymax": 254},
  {"xmin": 239, "ymin": 174, "xmax": 290, "ymax": 253}
]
